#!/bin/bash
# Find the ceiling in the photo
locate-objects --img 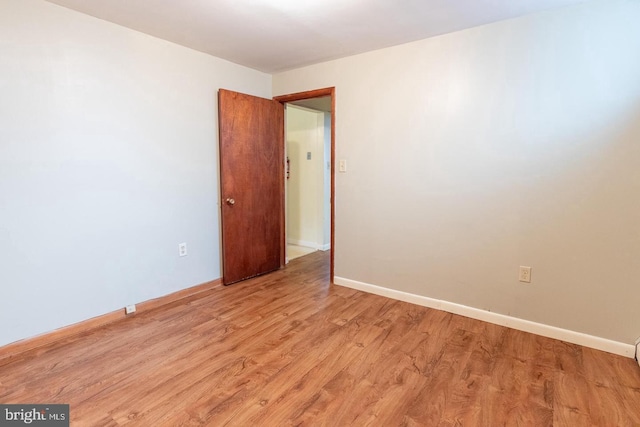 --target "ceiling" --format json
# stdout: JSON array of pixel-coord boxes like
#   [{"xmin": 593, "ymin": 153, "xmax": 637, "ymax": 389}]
[
  {"xmin": 45, "ymin": 0, "xmax": 589, "ymax": 73},
  {"xmin": 289, "ymin": 97, "xmax": 332, "ymax": 113}
]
